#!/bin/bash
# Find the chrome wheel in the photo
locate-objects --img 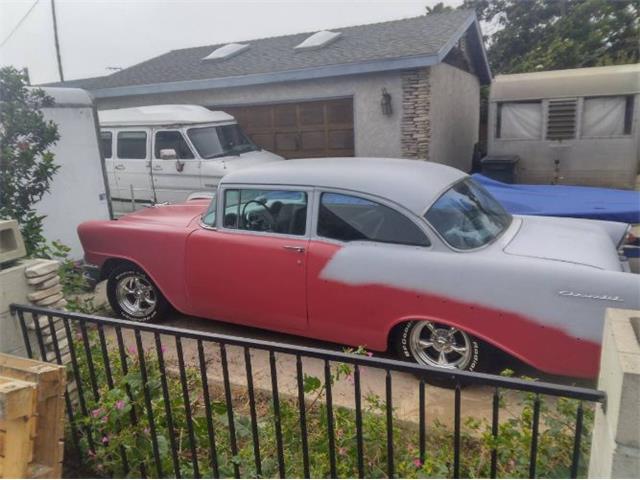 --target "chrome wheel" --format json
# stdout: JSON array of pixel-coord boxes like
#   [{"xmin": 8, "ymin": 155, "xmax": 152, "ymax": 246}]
[
  {"xmin": 115, "ymin": 274, "xmax": 157, "ymax": 318},
  {"xmin": 408, "ymin": 321, "xmax": 473, "ymax": 369}
]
